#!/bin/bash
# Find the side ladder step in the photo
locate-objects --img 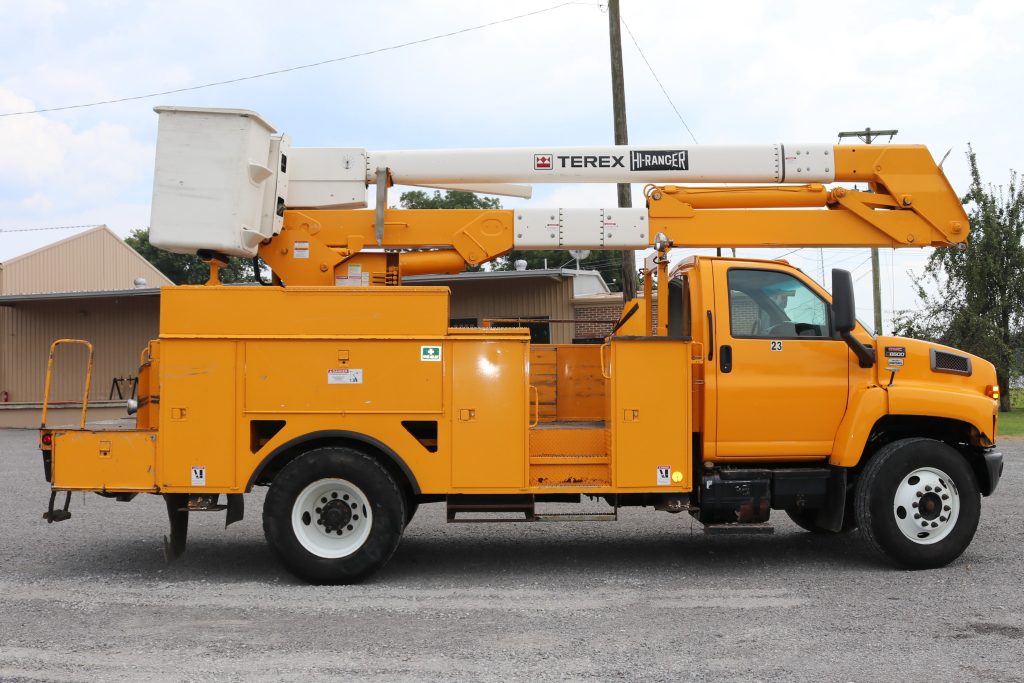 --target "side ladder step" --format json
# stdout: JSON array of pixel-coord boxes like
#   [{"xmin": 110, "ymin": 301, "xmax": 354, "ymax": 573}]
[{"xmin": 446, "ymin": 494, "xmax": 534, "ymax": 523}]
